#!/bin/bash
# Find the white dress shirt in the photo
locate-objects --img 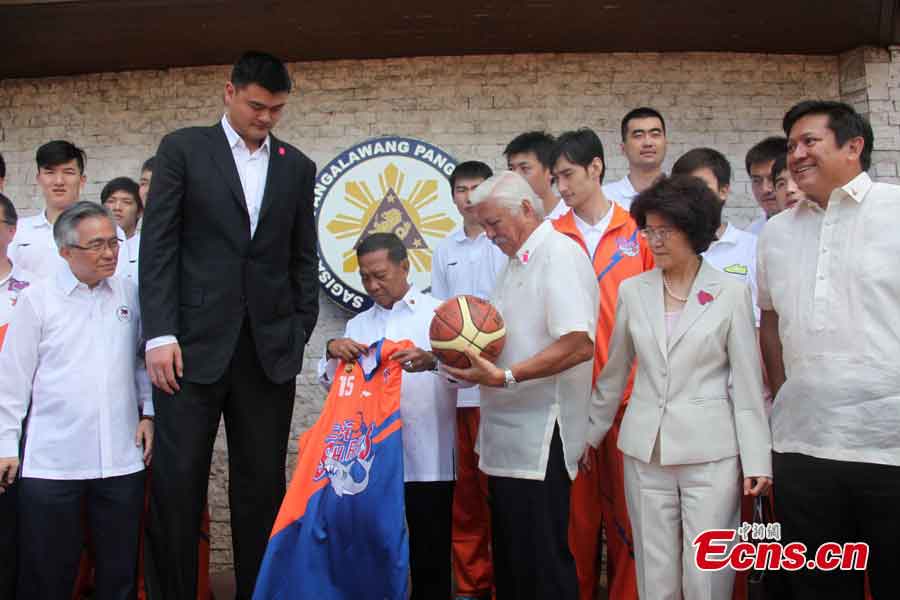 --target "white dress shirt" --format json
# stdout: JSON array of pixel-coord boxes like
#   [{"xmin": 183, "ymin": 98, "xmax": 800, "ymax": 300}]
[
  {"xmin": 0, "ymin": 261, "xmax": 35, "ymax": 350},
  {"xmin": 757, "ymin": 172, "xmax": 900, "ymax": 466},
  {"xmin": 221, "ymin": 114, "xmax": 269, "ymax": 238},
  {"xmin": 317, "ymin": 286, "xmax": 456, "ymax": 482},
  {"xmin": 146, "ymin": 117, "xmax": 270, "ymax": 353},
  {"xmin": 0, "ymin": 266, "xmax": 152, "ymax": 480},
  {"xmin": 602, "ymin": 175, "xmax": 639, "ymax": 211},
  {"xmin": 703, "ymin": 222, "xmax": 760, "ymax": 325},
  {"xmin": 10, "ymin": 211, "xmax": 130, "ymax": 281},
  {"xmin": 572, "ymin": 204, "xmax": 614, "ymax": 259},
  {"xmin": 481, "ymin": 221, "xmax": 598, "ymax": 481},
  {"xmin": 431, "ymin": 228, "xmax": 508, "ymax": 408},
  {"xmin": 120, "ymin": 232, "xmax": 140, "ymax": 283}
]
